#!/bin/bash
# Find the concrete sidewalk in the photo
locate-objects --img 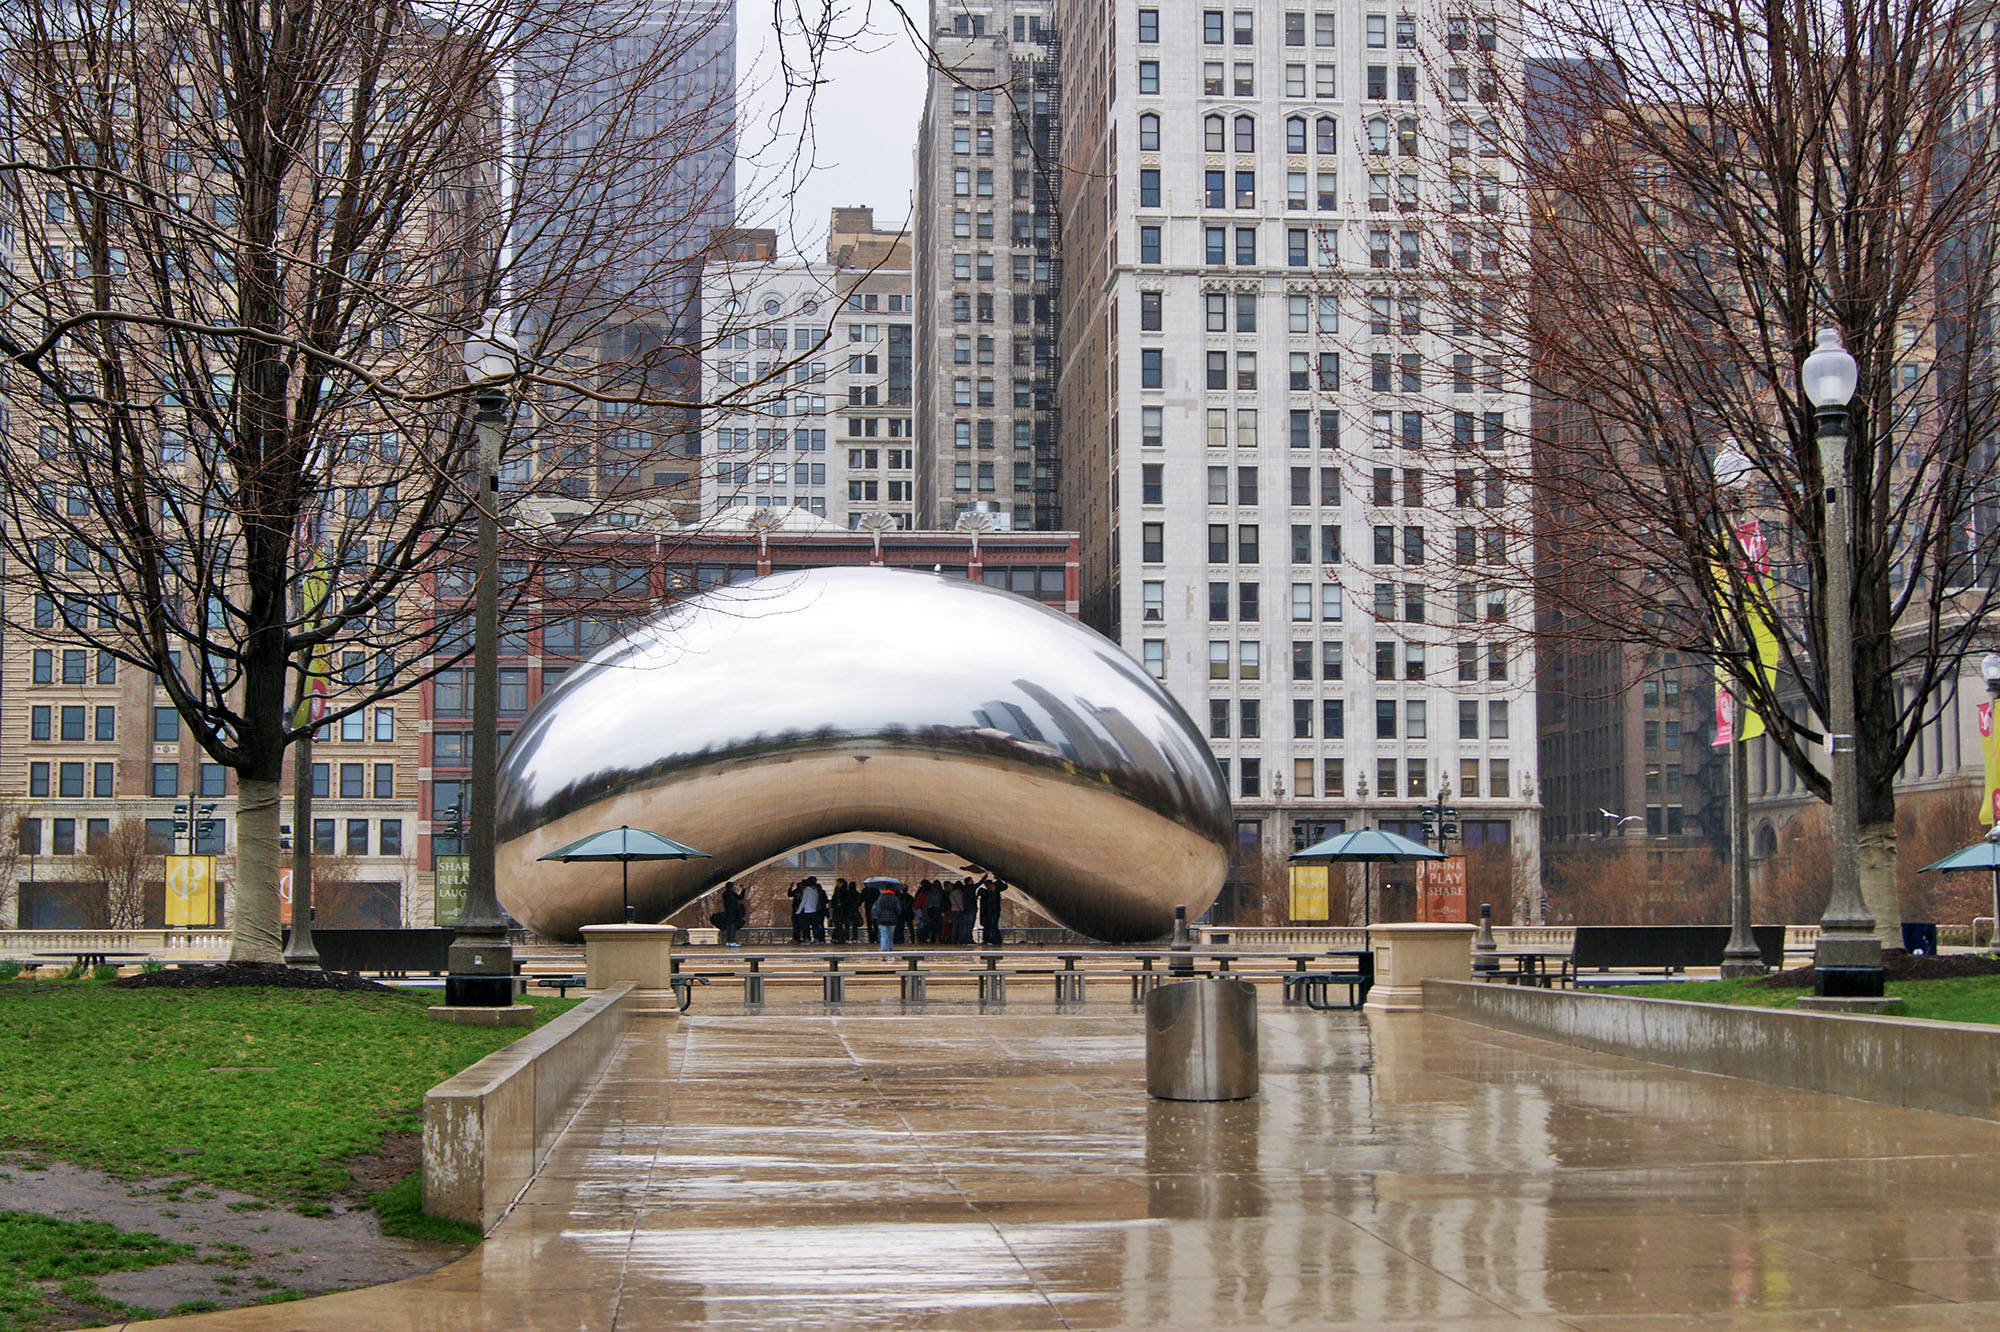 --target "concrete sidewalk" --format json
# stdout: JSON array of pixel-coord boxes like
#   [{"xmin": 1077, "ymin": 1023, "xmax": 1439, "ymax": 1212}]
[{"xmin": 129, "ymin": 1002, "xmax": 2000, "ymax": 1329}]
